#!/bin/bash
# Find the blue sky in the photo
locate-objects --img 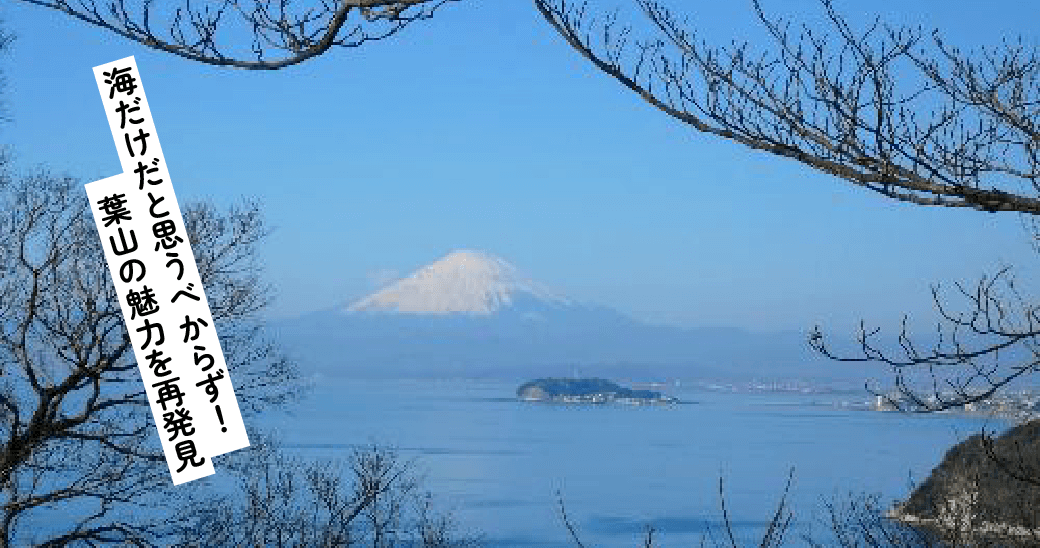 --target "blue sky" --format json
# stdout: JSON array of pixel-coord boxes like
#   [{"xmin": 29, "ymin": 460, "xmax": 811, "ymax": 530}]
[{"xmin": 2, "ymin": 0, "xmax": 1038, "ymax": 334}]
